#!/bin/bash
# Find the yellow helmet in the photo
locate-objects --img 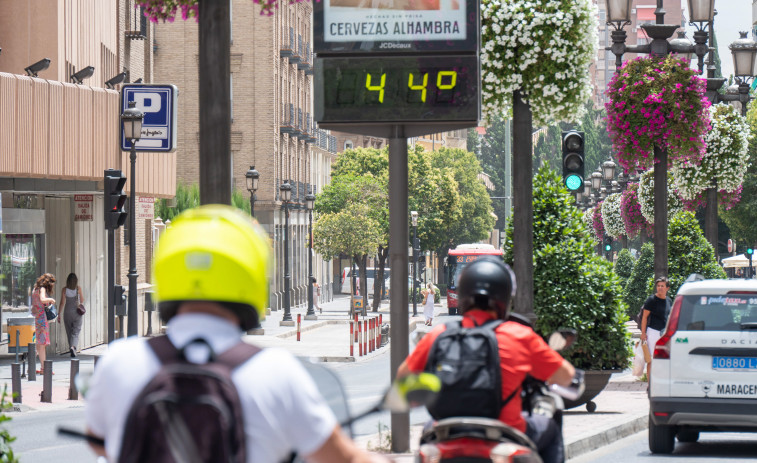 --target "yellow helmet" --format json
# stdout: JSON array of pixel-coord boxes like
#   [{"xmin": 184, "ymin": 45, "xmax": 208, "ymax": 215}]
[{"xmin": 152, "ymin": 205, "xmax": 271, "ymax": 330}]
